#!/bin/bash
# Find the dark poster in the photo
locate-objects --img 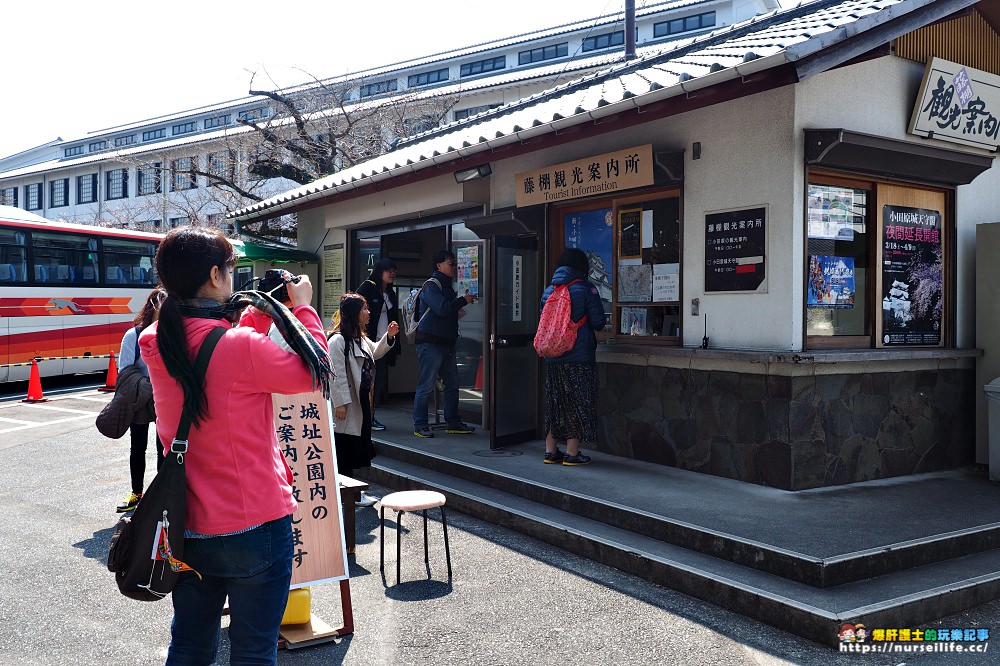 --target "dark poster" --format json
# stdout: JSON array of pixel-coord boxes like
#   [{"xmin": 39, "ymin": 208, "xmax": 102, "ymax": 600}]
[
  {"xmin": 704, "ymin": 207, "xmax": 766, "ymax": 292},
  {"xmin": 618, "ymin": 208, "xmax": 642, "ymax": 259},
  {"xmin": 881, "ymin": 205, "xmax": 943, "ymax": 346}
]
